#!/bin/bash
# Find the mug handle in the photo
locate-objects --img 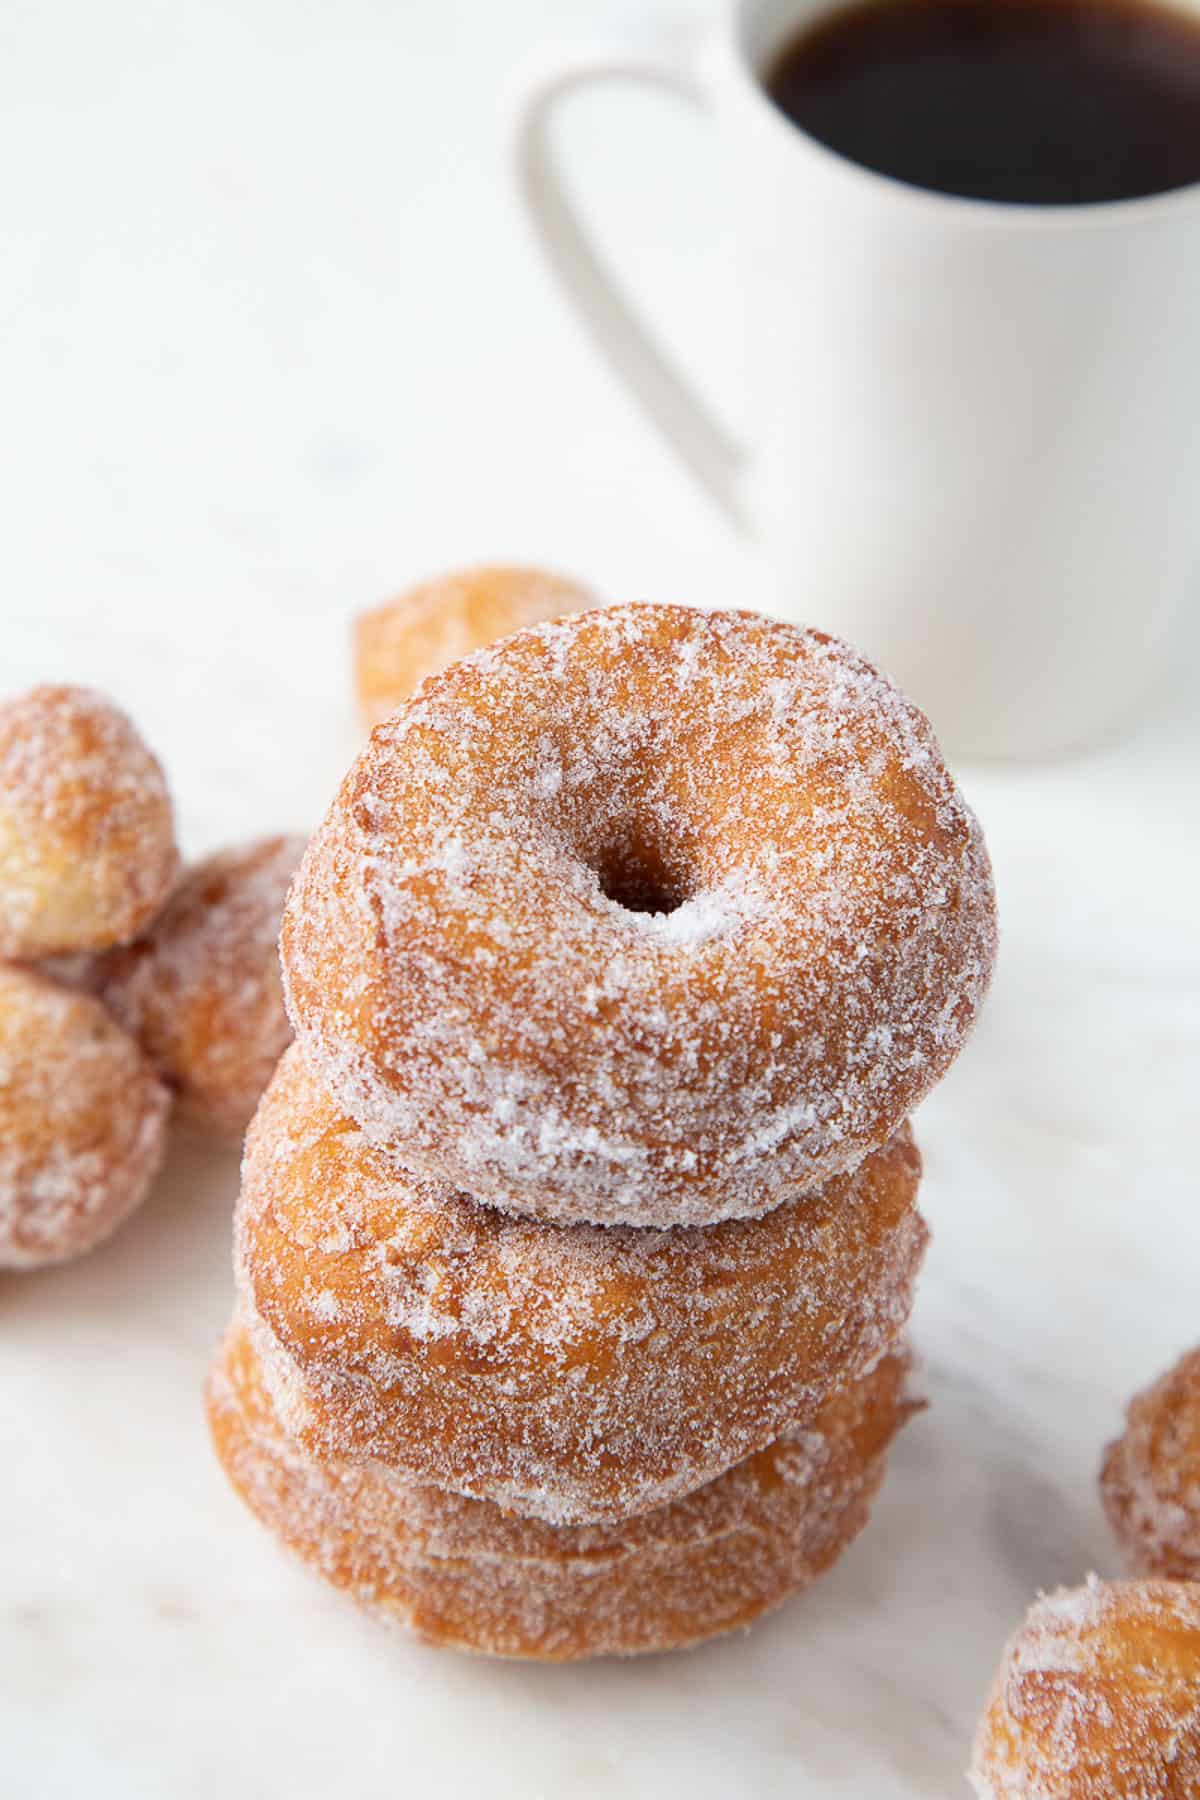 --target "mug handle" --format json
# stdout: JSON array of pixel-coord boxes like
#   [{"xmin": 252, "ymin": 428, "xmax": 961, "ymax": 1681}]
[{"xmin": 511, "ymin": 37, "xmax": 748, "ymax": 532}]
